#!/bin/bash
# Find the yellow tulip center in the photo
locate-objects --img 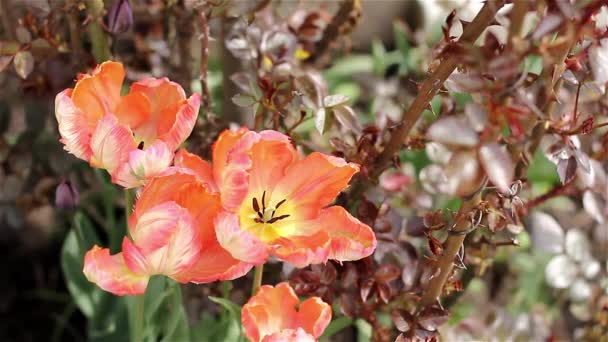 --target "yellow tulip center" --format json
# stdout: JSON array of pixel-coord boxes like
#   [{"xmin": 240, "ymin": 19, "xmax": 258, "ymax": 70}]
[{"xmin": 240, "ymin": 191, "xmax": 295, "ymax": 242}]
